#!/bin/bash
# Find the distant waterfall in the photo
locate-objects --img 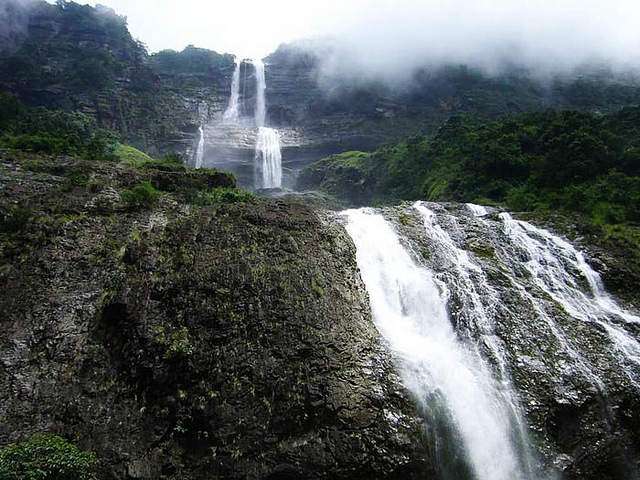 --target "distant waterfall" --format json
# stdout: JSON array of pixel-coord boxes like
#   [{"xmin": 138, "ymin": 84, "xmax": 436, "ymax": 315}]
[
  {"xmin": 222, "ymin": 60, "xmax": 241, "ymax": 123},
  {"xmin": 254, "ymin": 59, "xmax": 266, "ymax": 128},
  {"xmin": 194, "ymin": 125, "xmax": 204, "ymax": 169},
  {"xmin": 255, "ymin": 127, "xmax": 283, "ymax": 189},
  {"xmin": 342, "ymin": 208, "xmax": 535, "ymax": 480},
  {"xmin": 253, "ymin": 59, "xmax": 282, "ymax": 189}
]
